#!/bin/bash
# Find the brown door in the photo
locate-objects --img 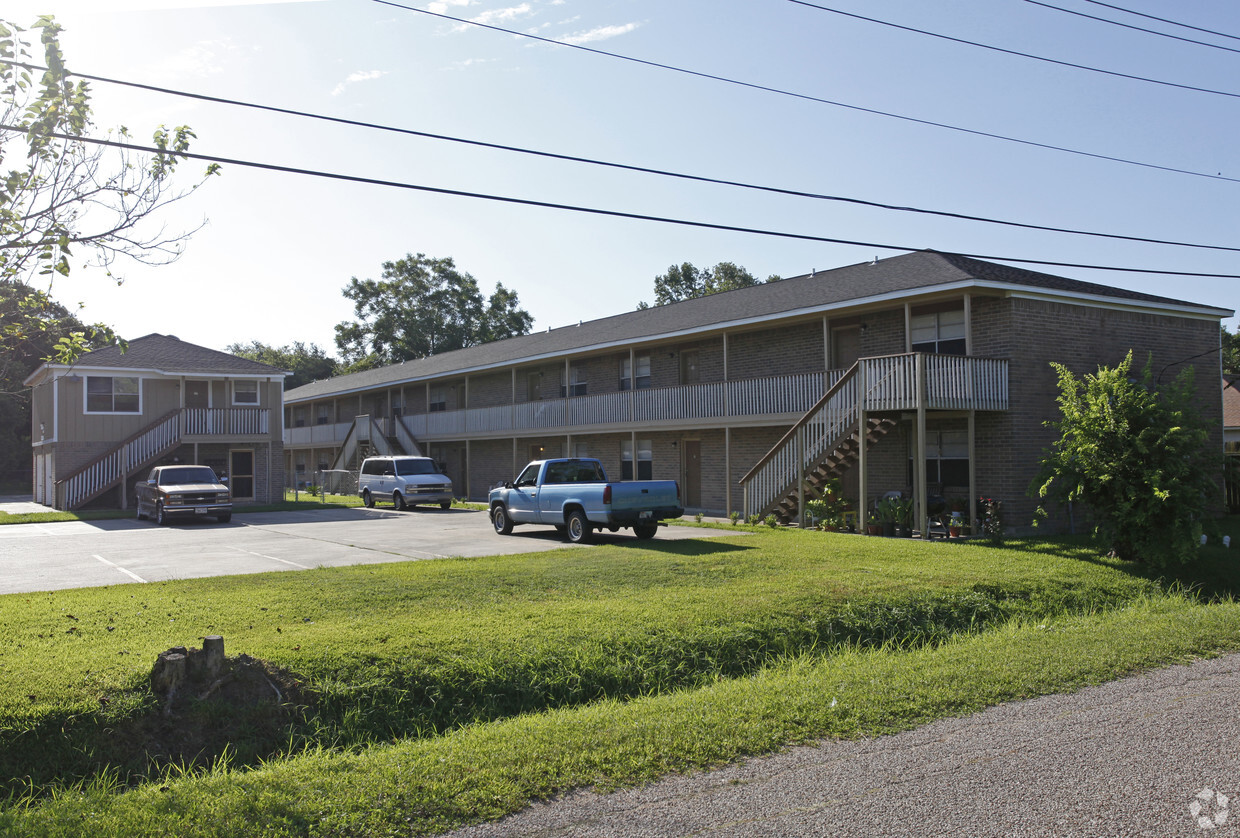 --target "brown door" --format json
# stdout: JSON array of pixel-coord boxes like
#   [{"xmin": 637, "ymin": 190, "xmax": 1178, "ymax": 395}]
[
  {"xmin": 186, "ymin": 380, "xmax": 209, "ymax": 409},
  {"xmin": 683, "ymin": 440, "xmax": 701, "ymax": 508},
  {"xmin": 229, "ymin": 450, "xmax": 255, "ymax": 500}
]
